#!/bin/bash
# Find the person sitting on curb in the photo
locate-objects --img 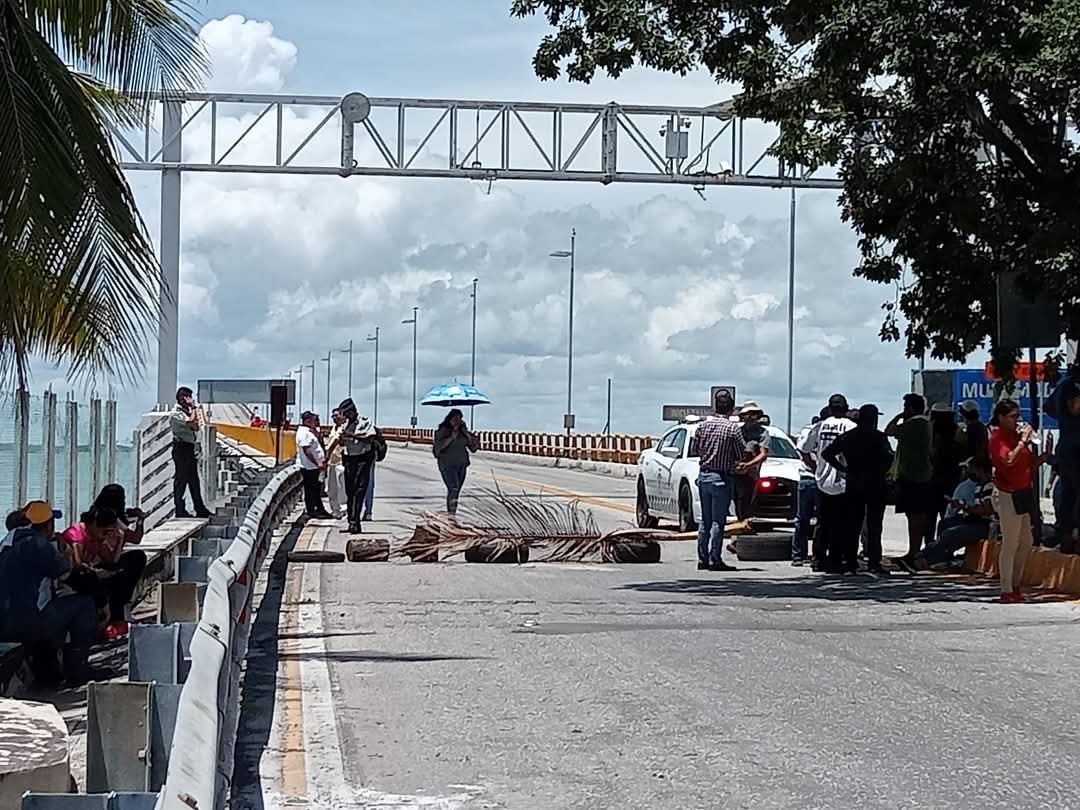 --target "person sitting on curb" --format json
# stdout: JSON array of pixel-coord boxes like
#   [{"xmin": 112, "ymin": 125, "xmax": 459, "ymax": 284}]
[
  {"xmin": 0, "ymin": 501, "xmax": 100, "ymax": 686},
  {"xmin": 910, "ymin": 458, "xmax": 995, "ymax": 570}
]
